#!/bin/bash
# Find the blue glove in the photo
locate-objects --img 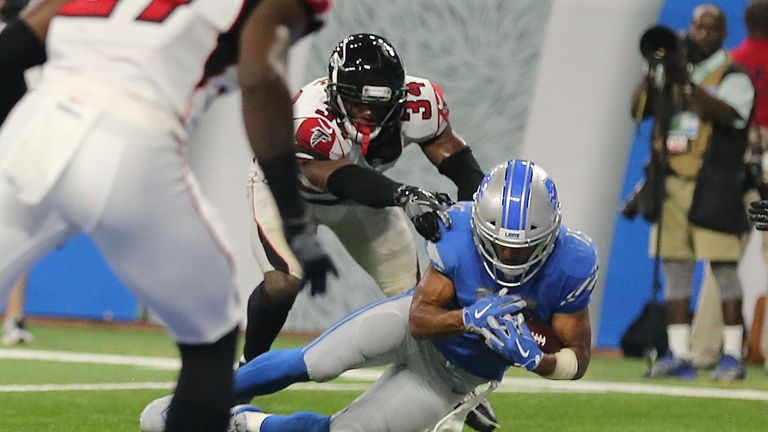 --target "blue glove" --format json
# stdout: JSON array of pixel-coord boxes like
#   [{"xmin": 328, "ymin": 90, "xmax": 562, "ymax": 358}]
[
  {"xmin": 479, "ymin": 313, "xmax": 543, "ymax": 371},
  {"xmin": 462, "ymin": 293, "xmax": 526, "ymax": 334}
]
